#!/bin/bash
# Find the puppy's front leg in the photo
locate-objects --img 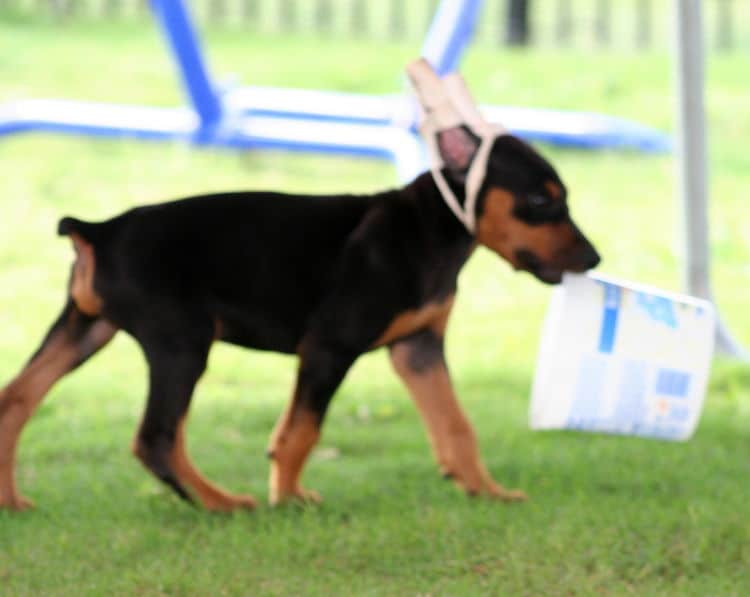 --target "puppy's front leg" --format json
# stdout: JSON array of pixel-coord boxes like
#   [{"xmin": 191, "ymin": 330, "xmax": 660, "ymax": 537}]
[
  {"xmin": 267, "ymin": 345, "xmax": 355, "ymax": 505},
  {"xmin": 389, "ymin": 327, "xmax": 527, "ymax": 502}
]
